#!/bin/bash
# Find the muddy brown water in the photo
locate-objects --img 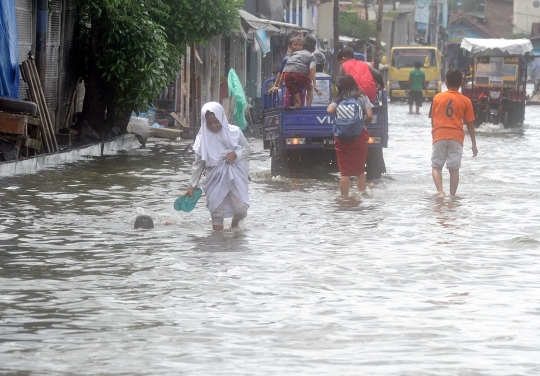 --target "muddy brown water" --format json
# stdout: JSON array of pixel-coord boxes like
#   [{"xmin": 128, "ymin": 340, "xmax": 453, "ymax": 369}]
[{"xmin": 1, "ymin": 97, "xmax": 540, "ymax": 375}]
